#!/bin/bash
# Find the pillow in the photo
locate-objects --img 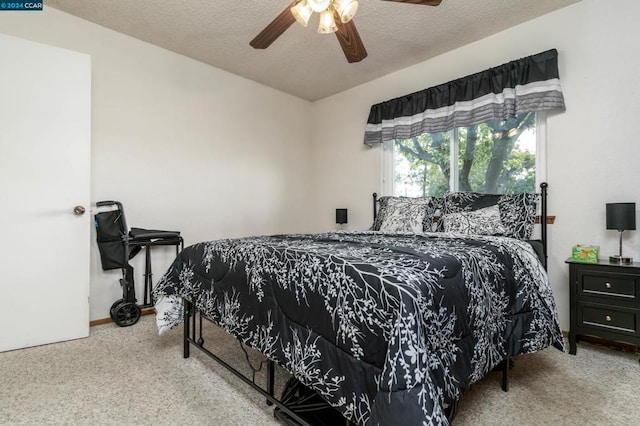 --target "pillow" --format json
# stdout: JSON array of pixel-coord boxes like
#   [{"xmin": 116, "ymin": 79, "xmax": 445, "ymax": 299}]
[
  {"xmin": 371, "ymin": 196, "xmax": 391, "ymax": 231},
  {"xmin": 443, "ymin": 205, "xmax": 506, "ymax": 235},
  {"xmin": 498, "ymin": 192, "xmax": 538, "ymax": 239},
  {"xmin": 442, "ymin": 191, "xmax": 537, "ymax": 239},
  {"xmin": 373, "ymin": 196, "xmax": 433, "ymax": 233},
  {"xmin": 426, "ymin": 196, "xmax": 444, "ymax": 232},
  {"xmin": 443, "ymin": 192, "xmax": 501, "ymax": 214}
]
